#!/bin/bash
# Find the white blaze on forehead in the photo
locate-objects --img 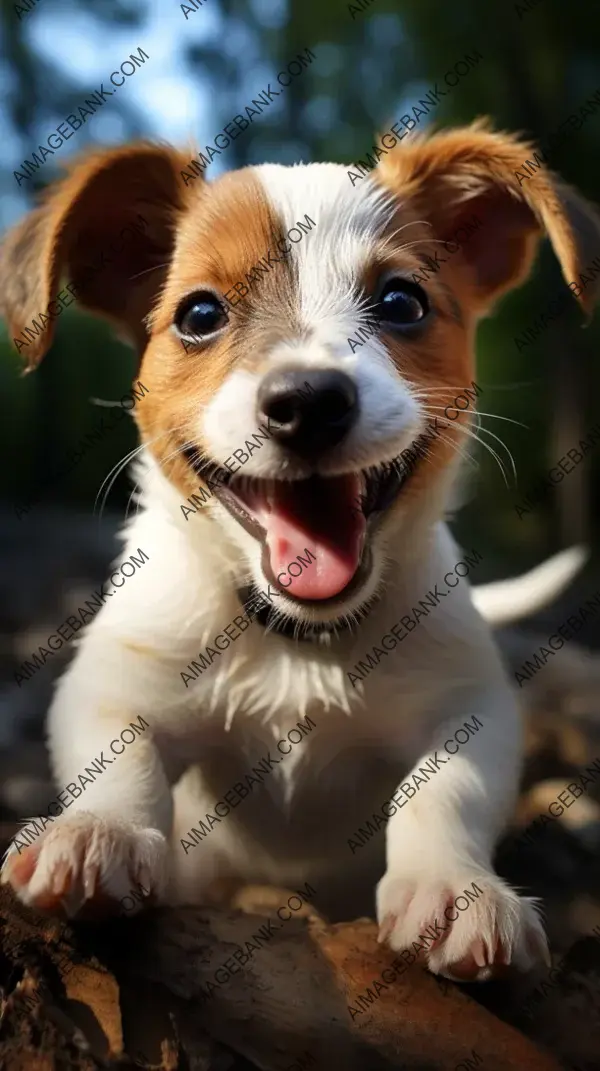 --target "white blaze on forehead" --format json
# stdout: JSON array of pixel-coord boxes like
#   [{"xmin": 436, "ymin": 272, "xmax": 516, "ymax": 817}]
[
  {"xmin": 201, "ymin": 164, "xmax": 421, "ymax": 484},
  {"xmin": 252, "ymin": 163, "xmax": 398, "ymax": 331},
  {"xmin": 247, "ymin": 163, "xmax": 421, "ymax": 460}
]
